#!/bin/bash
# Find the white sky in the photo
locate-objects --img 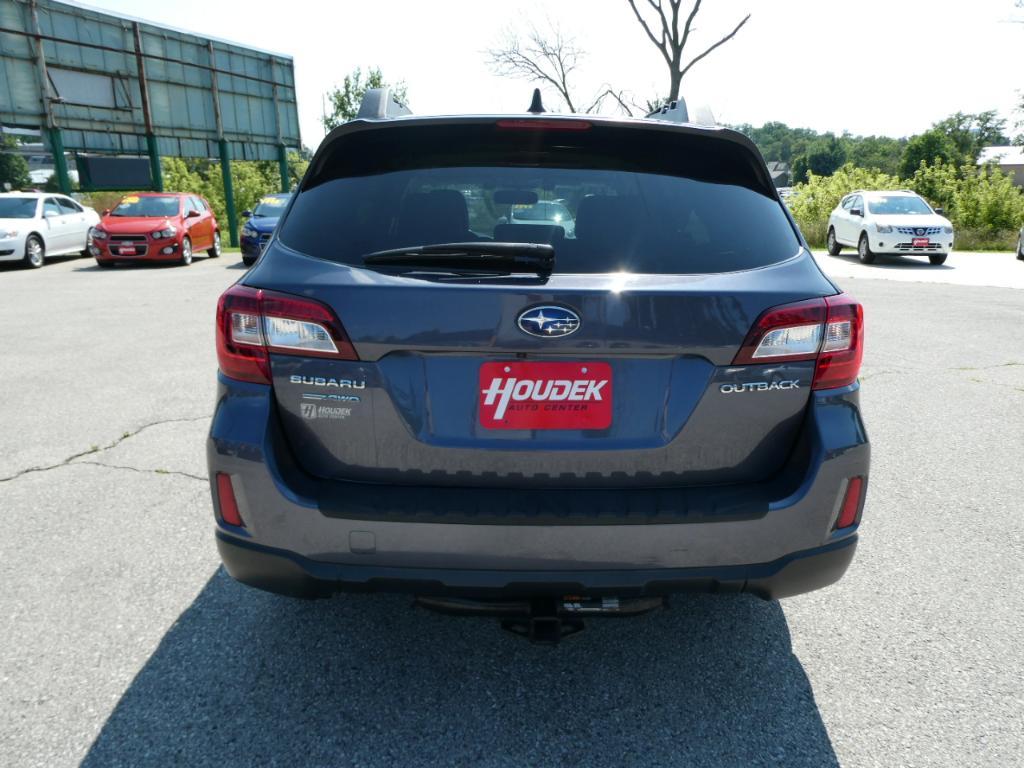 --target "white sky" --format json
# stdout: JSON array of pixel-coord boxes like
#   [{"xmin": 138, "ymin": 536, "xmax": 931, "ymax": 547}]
[{"xmin": 79, "ymin": 0, "xmax": 1024, "ymax": 149}]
